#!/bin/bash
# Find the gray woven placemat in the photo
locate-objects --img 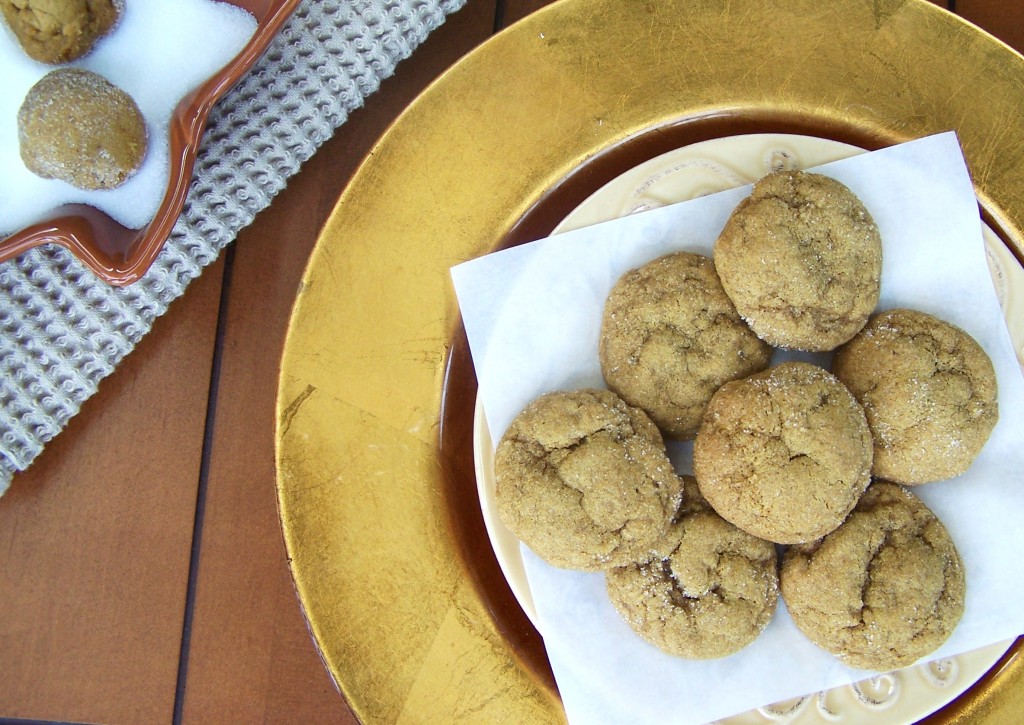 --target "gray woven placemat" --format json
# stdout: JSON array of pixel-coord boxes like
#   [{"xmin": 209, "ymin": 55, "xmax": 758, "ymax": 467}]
[{"xmin": 0, "ymin": 0, "xmax": 468, "ymax": 495}]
